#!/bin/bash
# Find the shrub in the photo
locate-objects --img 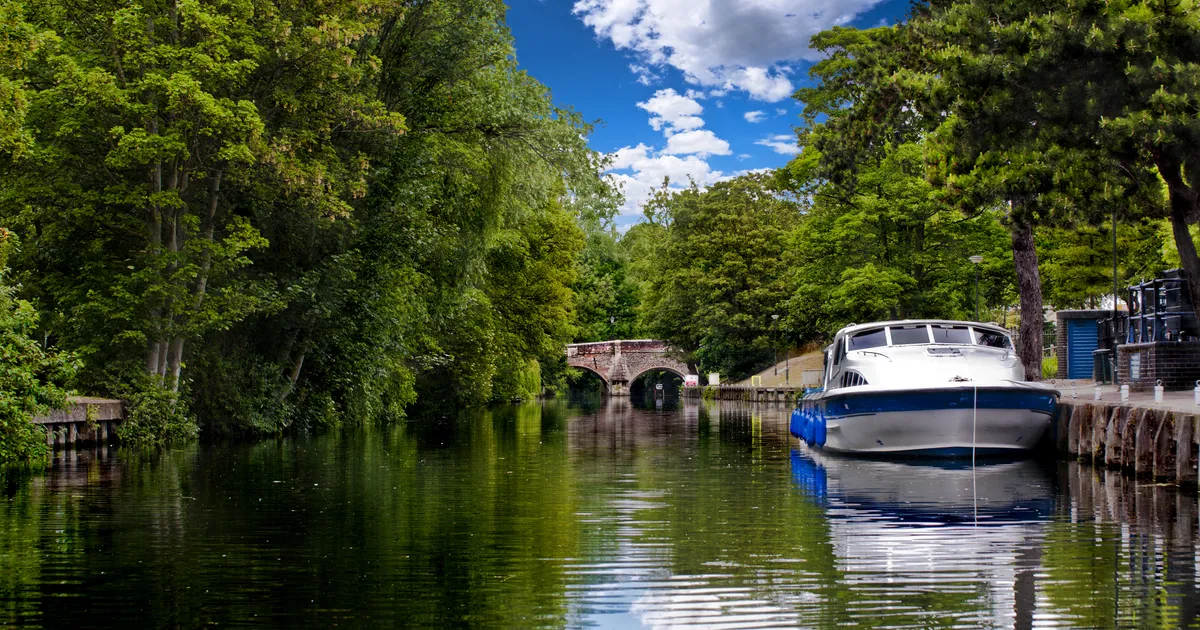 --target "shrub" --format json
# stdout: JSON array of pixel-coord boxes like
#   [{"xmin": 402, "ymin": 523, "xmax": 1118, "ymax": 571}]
[
  {"xmin": 1041, "ymin": 356, "xmax": 1058, "ymax": 380},
  {"xmin": 114, "ymin": 377, "xmax": 200, "ymax": 448},
  {"xmin": 0, "ymin": 231, "xmax": 77, "ymax": 465}
]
